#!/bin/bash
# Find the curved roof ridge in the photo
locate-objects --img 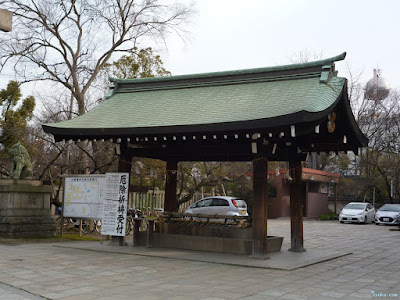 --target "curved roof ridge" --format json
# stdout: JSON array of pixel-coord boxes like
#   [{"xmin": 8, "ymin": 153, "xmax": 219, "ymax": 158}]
[{"xmin": 109, "ymin": 52, "xmax": 346, "ymax": 84}]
